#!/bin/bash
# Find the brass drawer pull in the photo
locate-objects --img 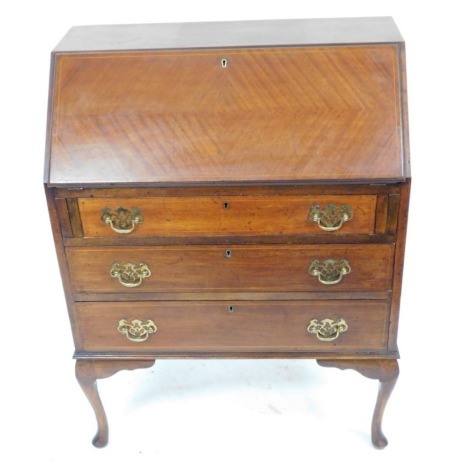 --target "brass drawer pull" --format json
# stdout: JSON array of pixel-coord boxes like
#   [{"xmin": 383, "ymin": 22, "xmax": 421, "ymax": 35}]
[
  {"xmin": 308, "ymin": 204, "xmax": 353, "ymax": 231},
  {"xmin": 307, "ymin": 318, "xmax": 348, "ymax": 342},
  {"xmin": 309, "ymin": 259, "xmax": 351, "ymax": 285},
  {"xmin": 110, "ymin": 262, "xmax": 151, "ymax": 288},
  {"xmin": 101, "ymin": 207, "xmax": 144, "ymax": 234},
  {"xmin": 118, "ymin": 319, "xmax": 157, "ymax": 342}
]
